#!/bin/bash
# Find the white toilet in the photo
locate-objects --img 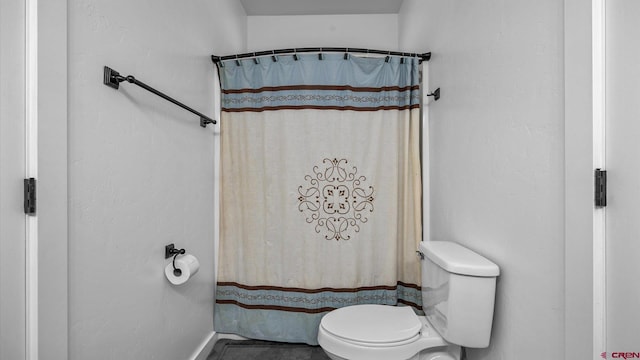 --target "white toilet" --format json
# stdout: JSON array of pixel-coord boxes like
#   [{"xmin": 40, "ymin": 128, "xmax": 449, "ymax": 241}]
[{"xmin": 317, "ymin": 241, "xmax": 500, "ymax": 360}]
